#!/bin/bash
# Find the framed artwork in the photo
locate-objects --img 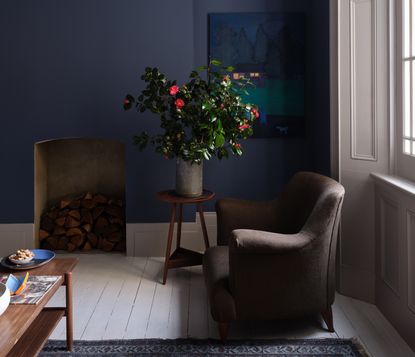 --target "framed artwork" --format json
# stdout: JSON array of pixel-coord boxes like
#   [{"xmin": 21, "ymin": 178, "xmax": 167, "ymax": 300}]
[{"xmin": 209, "ymin": 13, "xmax": 306, "ymax": 138}]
